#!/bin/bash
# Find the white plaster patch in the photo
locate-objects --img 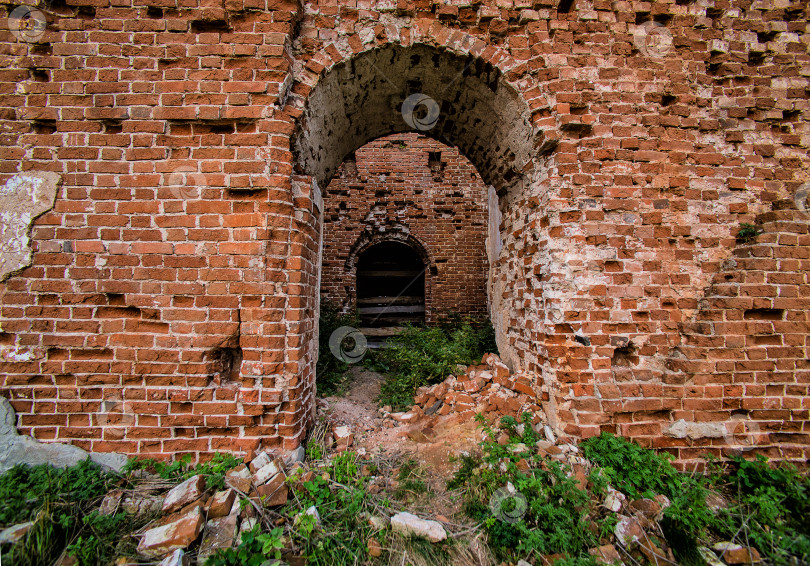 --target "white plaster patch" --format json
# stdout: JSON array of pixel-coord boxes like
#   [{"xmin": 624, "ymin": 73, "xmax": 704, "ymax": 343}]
[
  {"xmin": 0, "ymin": 346, "xmax": 41, "ymax": 362},
  {"xmin": 664, "ymin": 418, "xmax": 727, "ymax": 440},
  {"xmin": 0, "ymin": 171, "xmax": 60, "ymax": 281}
]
